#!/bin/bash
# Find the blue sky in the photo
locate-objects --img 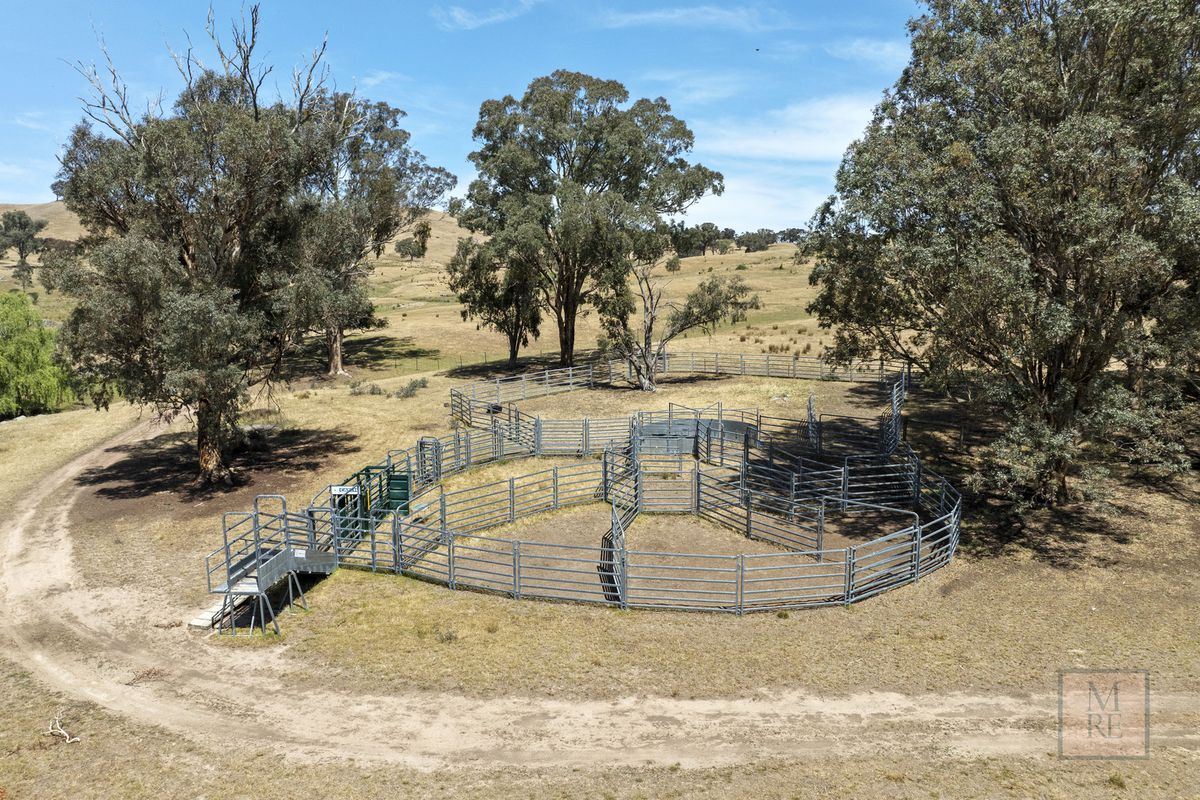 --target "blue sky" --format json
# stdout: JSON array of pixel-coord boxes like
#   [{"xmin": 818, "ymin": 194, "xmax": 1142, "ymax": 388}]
[{"xmin": 0, "ymin": 0, "xmax": 920, "ymax": 231}]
